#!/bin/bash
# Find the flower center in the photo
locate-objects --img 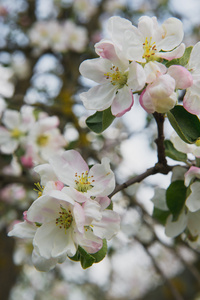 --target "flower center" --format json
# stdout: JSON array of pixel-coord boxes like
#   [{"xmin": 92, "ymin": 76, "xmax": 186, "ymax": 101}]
[
  {"xmin": 11, "ymin": 128, "xmax": 22, "ymax": 139},
  {"xmin": 142, "ymin": 37, "xmax": 157, "ymax": 62},
  {"xmin": 56, "ymin": 206, "xmax": 73, "ymax": 231},
  {"xmin": 195, "ymin": 139, "xmax": 200, "ymax": 147},
  {"xmin": 37, "ymin": 134, "xmax": 49, "ymax": 146},
  {"xmin": 104, "ymin": 66, "xmax": 127, "ymax": 89},
  {"xmin": 75, "ymin": 171, "xmax": 94, "ymax": 193}
]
